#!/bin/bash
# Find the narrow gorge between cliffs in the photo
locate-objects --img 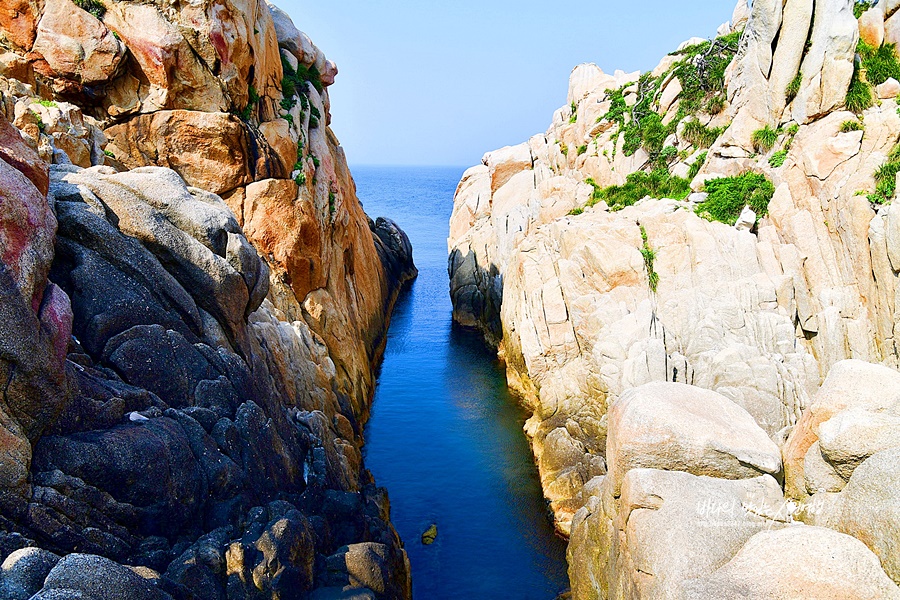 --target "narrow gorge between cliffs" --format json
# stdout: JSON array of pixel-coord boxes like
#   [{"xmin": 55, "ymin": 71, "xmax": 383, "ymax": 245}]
[{"xmin": 356, "ymin": 166, "xmax": 569, "ymax": 598}]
